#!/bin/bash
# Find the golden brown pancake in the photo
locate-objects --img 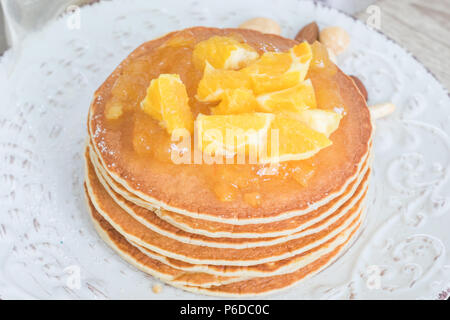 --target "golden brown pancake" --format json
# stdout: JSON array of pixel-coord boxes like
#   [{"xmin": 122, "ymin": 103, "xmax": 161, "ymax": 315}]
[
  {"xmin": 87, "ymin": 195, "xmax": 363, "ymax": 295},
  {"xmin": 132, "ymin": 210, "xmax": 363, "ymax": 277},
  {"xmin": 85, "ymin": 152, "xmax": 365, "ymax": 266},
  {"xmin": 86, "ymin": 193, "xmax": 242, "ymax": 287},
  {"xmin": 88, "ymin": 27, "xmax": 373, "ymax": 223},
  {"xmin": 90, "ymin": 143, "xmax": 371, "ymax": 239},
  {"xmin": 84, "ymin": 26, "xmax": 374, "ymax": 296},
  {"xmin": 88, "ymin": 144, "xmax": 370, "ymax": 247},
  {"xmin": 179, "ymin": 227, "xmax": 360, "ymax": 297},
  {"xmin": 88, "ymin": 189, "xmax": 363, "ymax": 283}
]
